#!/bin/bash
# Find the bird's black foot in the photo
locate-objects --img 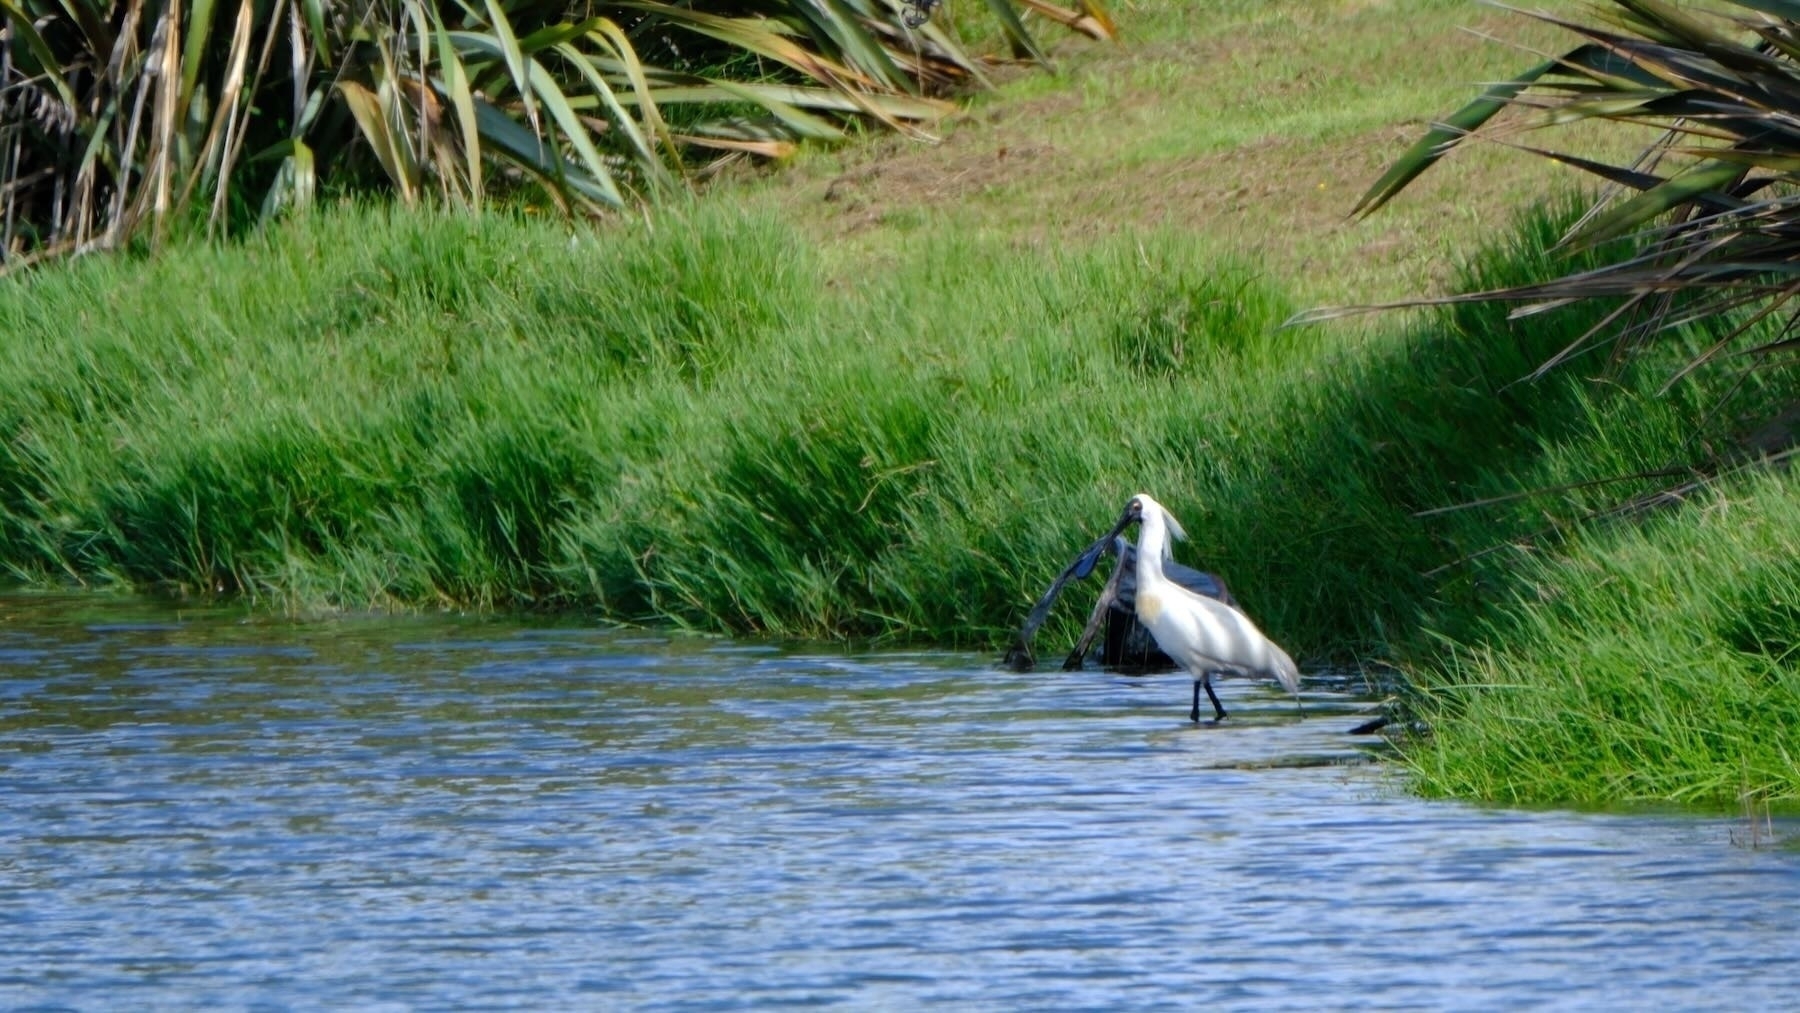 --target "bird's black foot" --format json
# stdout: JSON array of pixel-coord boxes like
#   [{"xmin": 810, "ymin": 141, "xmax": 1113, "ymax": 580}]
[
  {"xmin": 1191, "ymin": 678, "xmax": 1230, "ymax": 723},
  {"xmin": 1204, "ymin": 678, "xmax": 1228, "ymax": 723}
]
